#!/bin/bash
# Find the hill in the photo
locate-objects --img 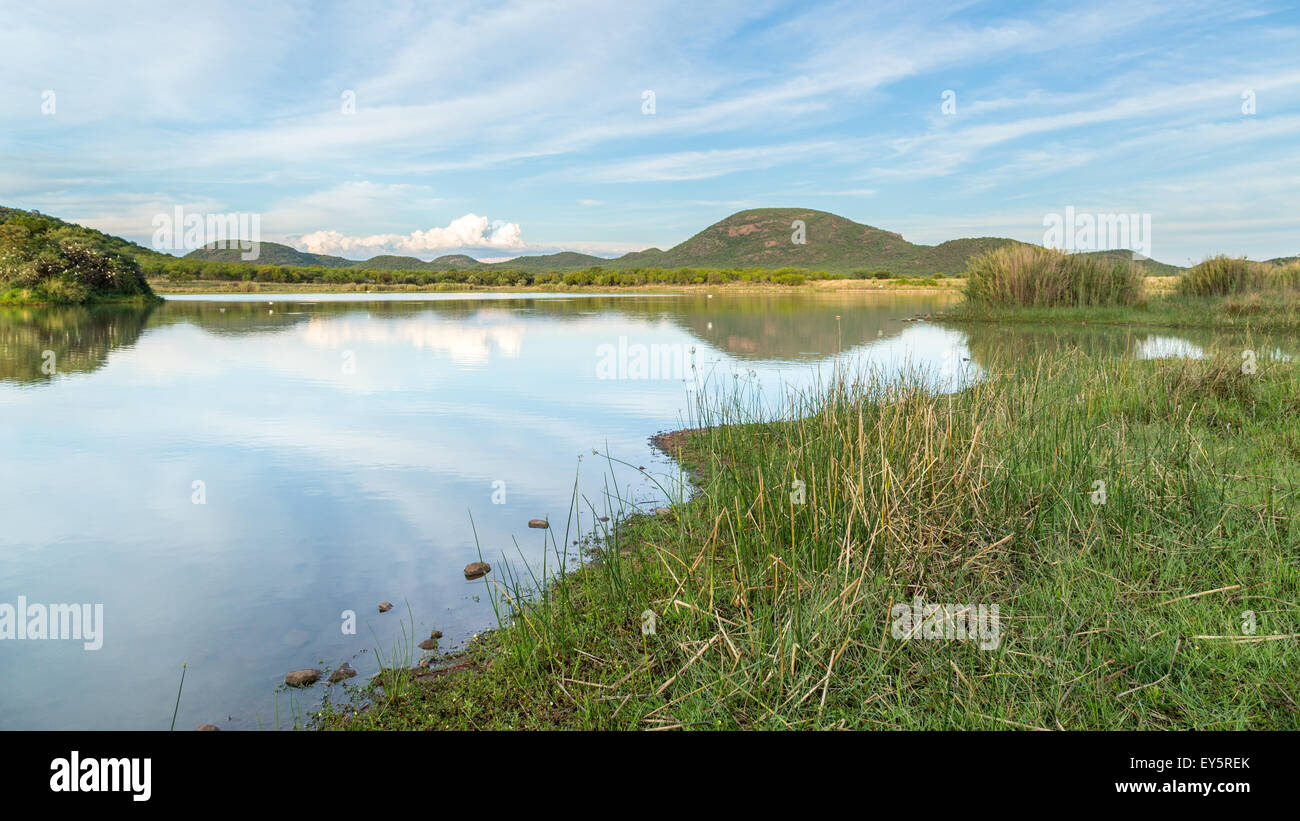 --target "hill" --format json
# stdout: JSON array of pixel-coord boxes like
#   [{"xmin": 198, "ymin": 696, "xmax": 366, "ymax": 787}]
[
  {"xmin": 1081, "ymin": 250, "xmax": 1183, "ymax": 277},
  {"xmin": 612, "ymin": 208, "xmax": 981, "ymax": 274},
  {"xmin": 7, "ymin": 204, "xmax": 1190, "ymax": 280},
  {"xmin": 181, "ymin": 208, "xmax": 1182, "ymax": 275},
  {"xmin": 185, "ymin": 240, "xmax": 353, "ymax": 268},
  {"xmin": 0, "ymin": 207, "xmax": 158, "ymax": 304}
]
